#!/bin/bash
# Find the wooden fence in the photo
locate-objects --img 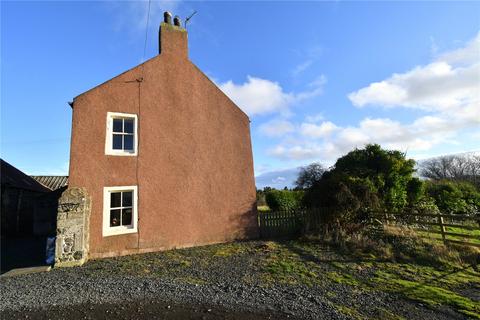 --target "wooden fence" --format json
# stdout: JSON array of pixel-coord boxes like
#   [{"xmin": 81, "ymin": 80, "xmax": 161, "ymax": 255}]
[
  {"xmin": 258, "ymin": 209, "xmax": 303, "ymax": 238},
  {"xmin": 257, "ymin": 208, "xmax": 333, "ymax": 238},
  {"xmin": 258, "ymin": 208, "xmax": 480, "ymax": 248},
  {"xmin": 383, "ymin": 211, "xmax": 480, "ymax": 248}
]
